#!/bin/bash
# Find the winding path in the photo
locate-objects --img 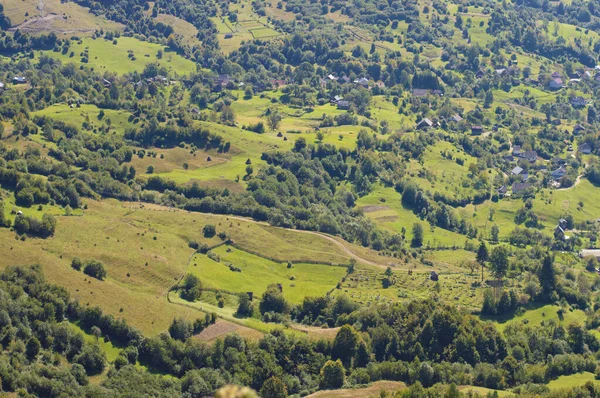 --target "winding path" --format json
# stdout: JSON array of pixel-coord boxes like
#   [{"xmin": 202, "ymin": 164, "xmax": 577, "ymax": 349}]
[{"xmin": 225, "ymin": 215, "xmax": 384, "ymax": 267}]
